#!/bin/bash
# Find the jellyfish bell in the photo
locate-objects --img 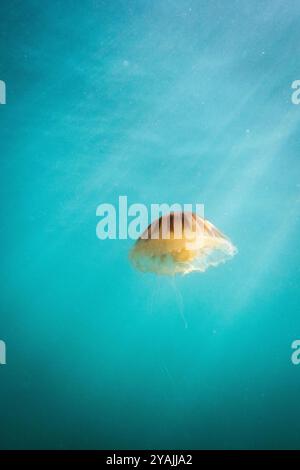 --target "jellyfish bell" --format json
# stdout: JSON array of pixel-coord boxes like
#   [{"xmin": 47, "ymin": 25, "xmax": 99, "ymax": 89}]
[{"xmin": 129, "ymin": 212, "xmax": 237, "ymax": 275}]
